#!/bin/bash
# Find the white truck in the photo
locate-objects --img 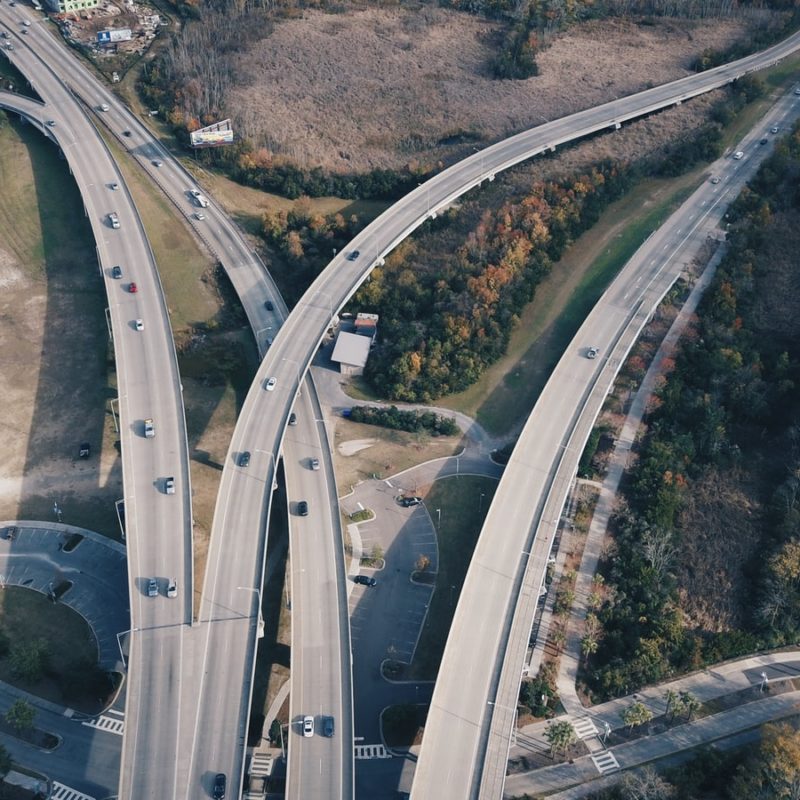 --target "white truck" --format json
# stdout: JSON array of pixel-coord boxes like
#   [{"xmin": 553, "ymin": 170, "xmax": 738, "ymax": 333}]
[{"xmin": 189, "ymin": 189, "xmax": 209, "ymax": 208}]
